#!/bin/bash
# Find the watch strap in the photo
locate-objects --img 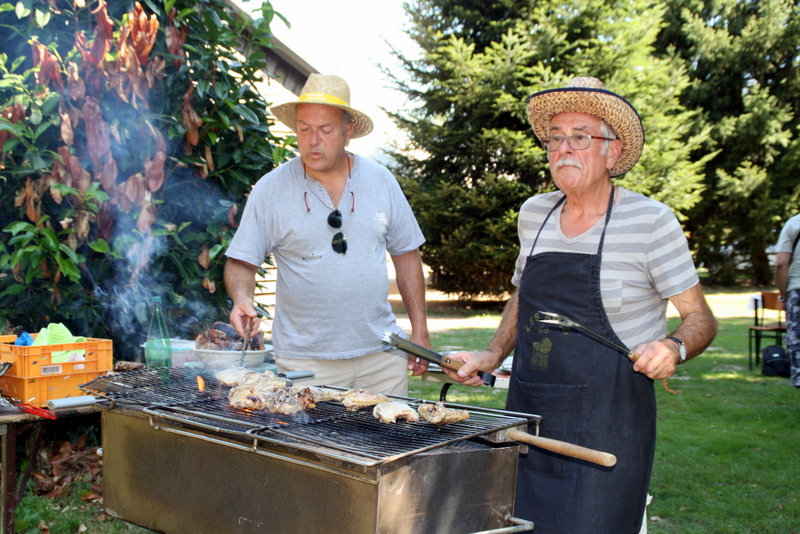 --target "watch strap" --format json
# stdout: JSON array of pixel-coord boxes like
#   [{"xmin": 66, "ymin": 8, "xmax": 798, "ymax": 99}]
[{"xmin": 666, "ymin": 336, "xmax": 686, "ymax": 362}]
